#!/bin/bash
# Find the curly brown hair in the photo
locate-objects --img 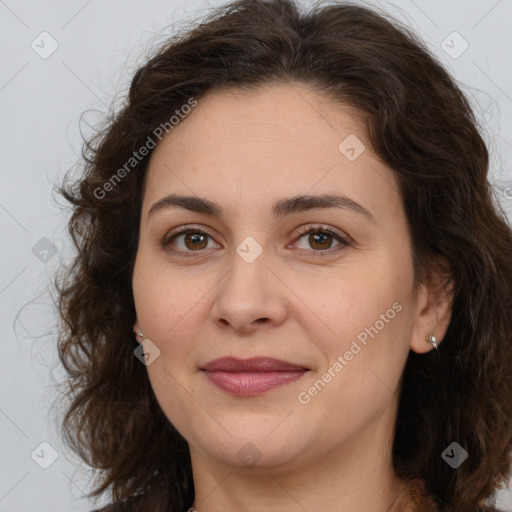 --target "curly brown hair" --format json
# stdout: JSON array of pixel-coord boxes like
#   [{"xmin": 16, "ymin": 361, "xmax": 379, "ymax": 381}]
[{"xmin": 55, "ymin": 0, "xmax": 512, "ymax": 511}]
